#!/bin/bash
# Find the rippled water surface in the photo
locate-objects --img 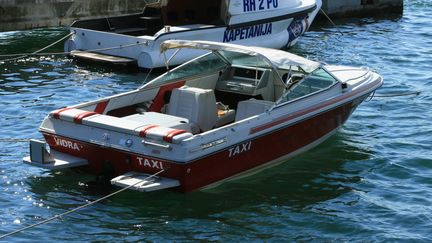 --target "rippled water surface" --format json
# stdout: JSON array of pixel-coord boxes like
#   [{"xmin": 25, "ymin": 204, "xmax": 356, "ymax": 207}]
[{"xmin": 1, "ymin": 1, "xmax": 431, "ymax": 241}]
